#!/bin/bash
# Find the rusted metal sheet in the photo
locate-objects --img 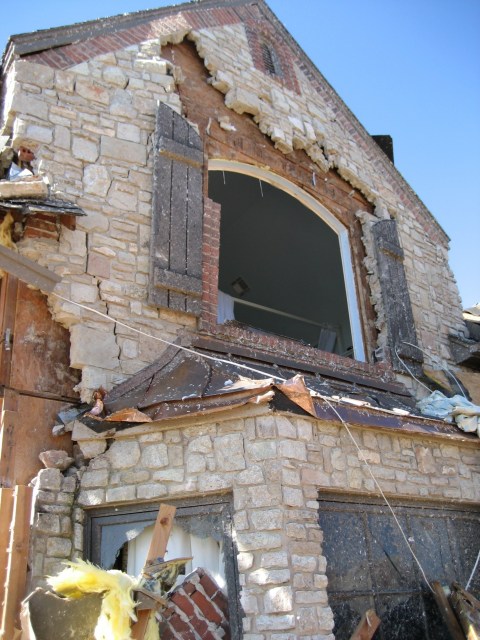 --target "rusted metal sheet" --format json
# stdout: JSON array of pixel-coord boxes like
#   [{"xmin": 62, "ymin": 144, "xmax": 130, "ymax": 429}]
[{"xmin": 10, "ymin": 282, "xmax": 80, "ymax": 398}]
